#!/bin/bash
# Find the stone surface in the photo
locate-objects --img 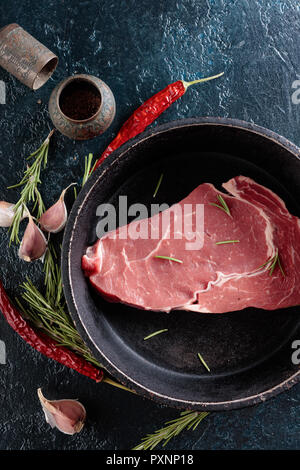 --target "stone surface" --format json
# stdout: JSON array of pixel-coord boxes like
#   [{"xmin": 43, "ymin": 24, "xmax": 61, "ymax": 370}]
[{"xmin": 0, "ymin": 0, "xmax": 300, "ymax": 450}]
